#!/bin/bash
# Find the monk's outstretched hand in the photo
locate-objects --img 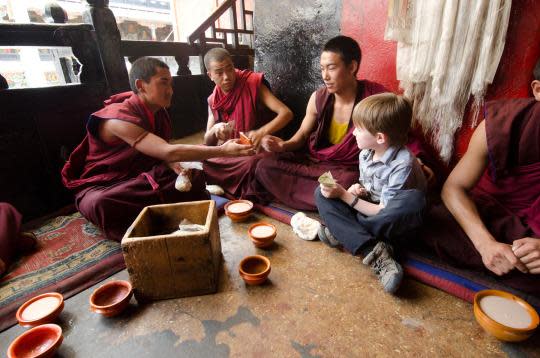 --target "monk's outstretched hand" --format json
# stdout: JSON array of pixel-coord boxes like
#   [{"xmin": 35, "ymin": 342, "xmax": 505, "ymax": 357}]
[
  {"xmin": 479, "ymin": 242, "xmax": 528, "ymax": 276},
  {"xmin": 246, "ymin": 129, "xmax": 265, "ymax": 151},
  {"xmin": 221, "ymin": 139, "xmax": 255, "ymax": 157},
  {"xmin": 261, "ymin": 135, "xmax": 285, "ymax": 152},
  {"xmin": 512, "ymin": 238, "xmax": 540, "ymax": 274}
]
